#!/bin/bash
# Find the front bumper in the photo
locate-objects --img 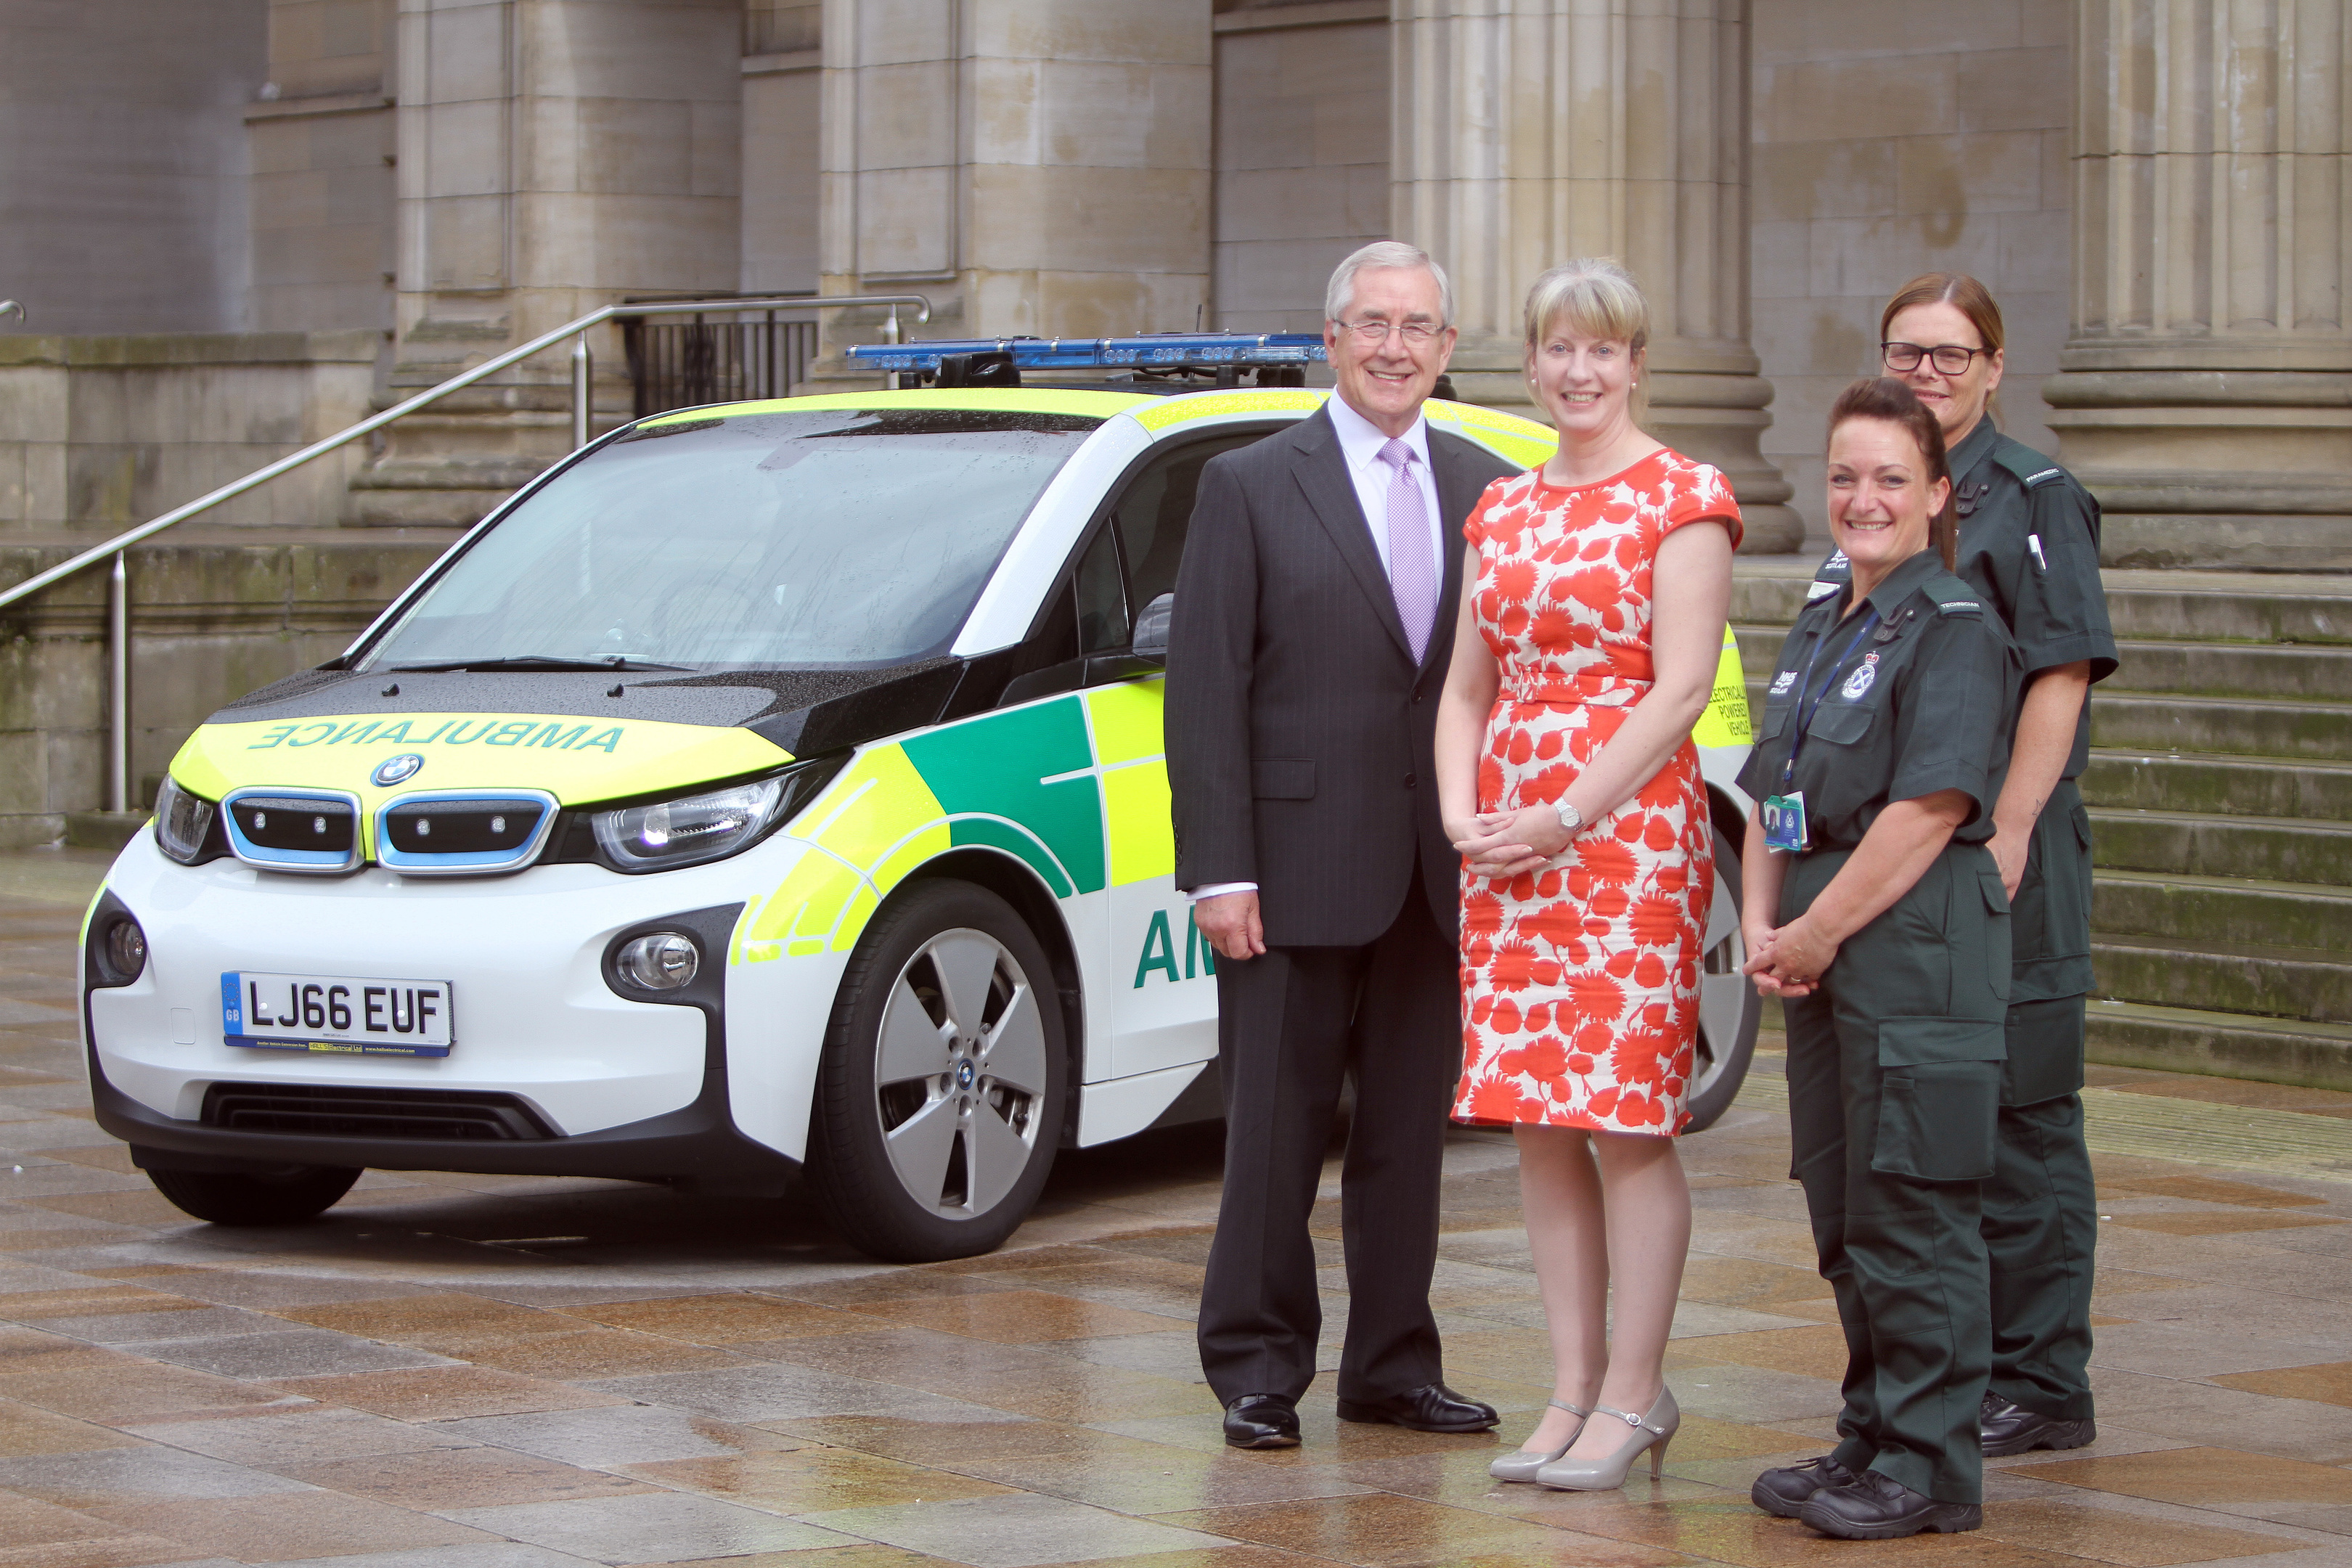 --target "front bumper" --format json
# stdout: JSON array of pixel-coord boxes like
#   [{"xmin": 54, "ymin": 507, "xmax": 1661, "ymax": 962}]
[{"xmin": 83, "ymin": 834, "xmax": 803, "ymax": 1192}]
